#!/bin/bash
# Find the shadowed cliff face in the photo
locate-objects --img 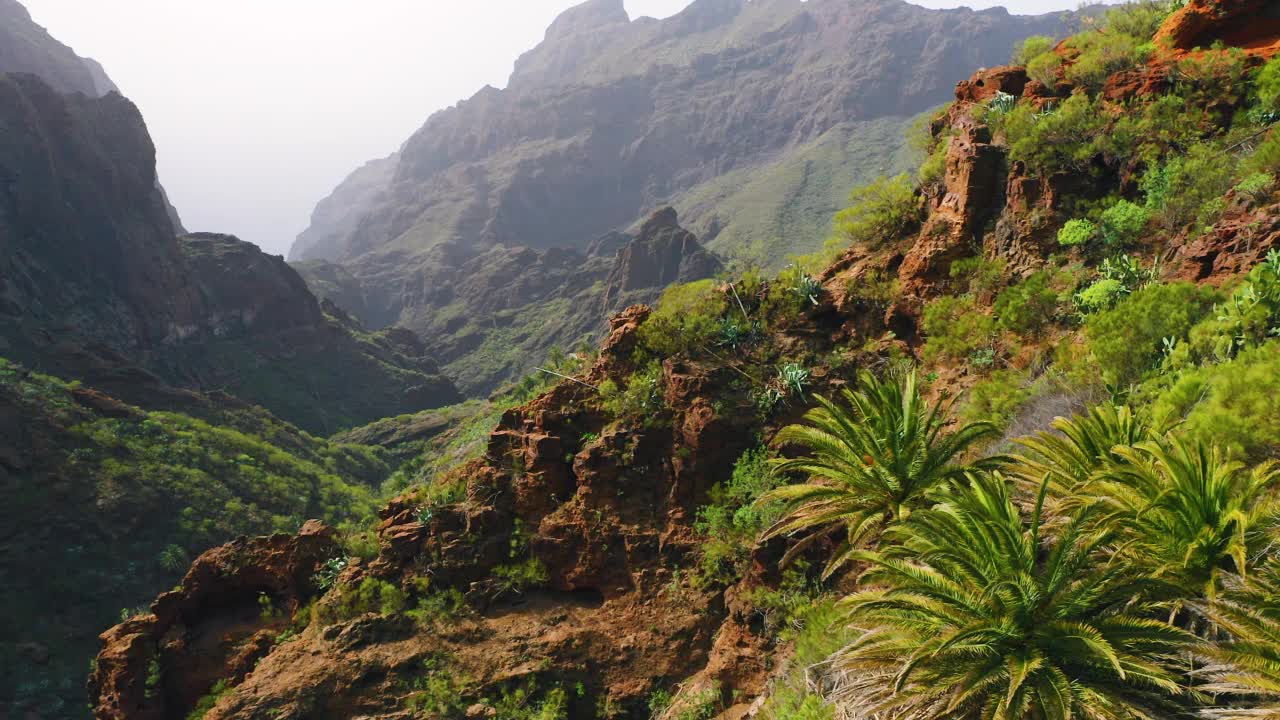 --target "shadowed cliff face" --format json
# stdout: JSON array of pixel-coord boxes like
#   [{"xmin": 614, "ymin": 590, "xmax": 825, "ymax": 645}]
[
  {"xmin": 0, "ymin": 71, "xmax": 460, "ymax": 433},
  {"xmin": 0, "ymin": 0, "xmax": 104, "ymax": 96},
  {"xmin": 0, "ymin": 73, "xmax": 202, "ymax": 349}
]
